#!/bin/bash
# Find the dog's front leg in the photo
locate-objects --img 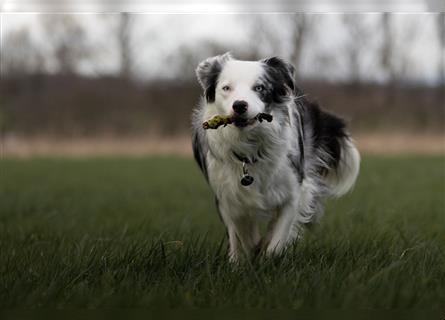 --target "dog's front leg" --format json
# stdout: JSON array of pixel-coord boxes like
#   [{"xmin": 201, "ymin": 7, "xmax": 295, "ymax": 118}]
[
  {"xmin": 226, "ymin": 220, "xmax": 260, "ymax": 263},
  {"xmin": 264, "ymin": 199, "xmax": 301, "ymax": 255},
  {"xmin": 219, "ymin": 205, "xmax": 260, "ymax": 263}
]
